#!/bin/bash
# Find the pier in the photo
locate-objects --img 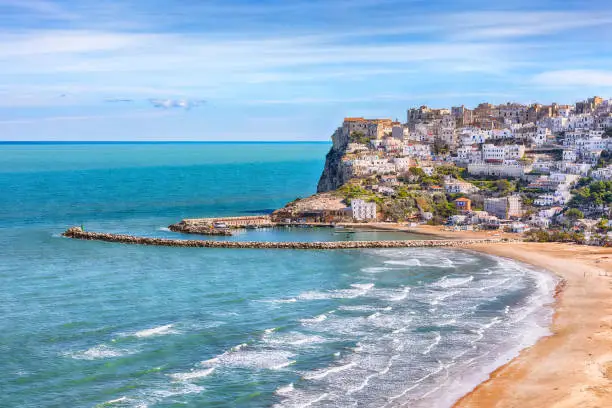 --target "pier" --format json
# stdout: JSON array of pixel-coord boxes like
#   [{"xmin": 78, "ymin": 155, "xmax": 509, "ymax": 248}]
[{"xmin": 62, "ymin": 227, "xmax": 517, "ymax": 249}]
